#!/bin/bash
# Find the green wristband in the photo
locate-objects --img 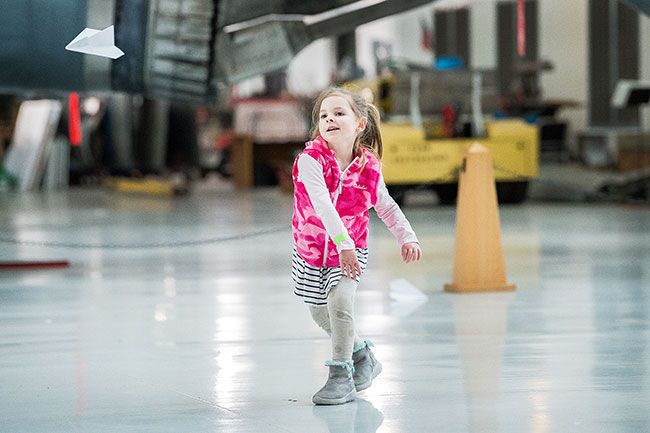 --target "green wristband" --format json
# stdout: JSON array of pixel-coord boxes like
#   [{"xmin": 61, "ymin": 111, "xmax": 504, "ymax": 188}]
[{"xmin": 333, "ymin": 233, "xmax": 347, "ymax": 245}]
